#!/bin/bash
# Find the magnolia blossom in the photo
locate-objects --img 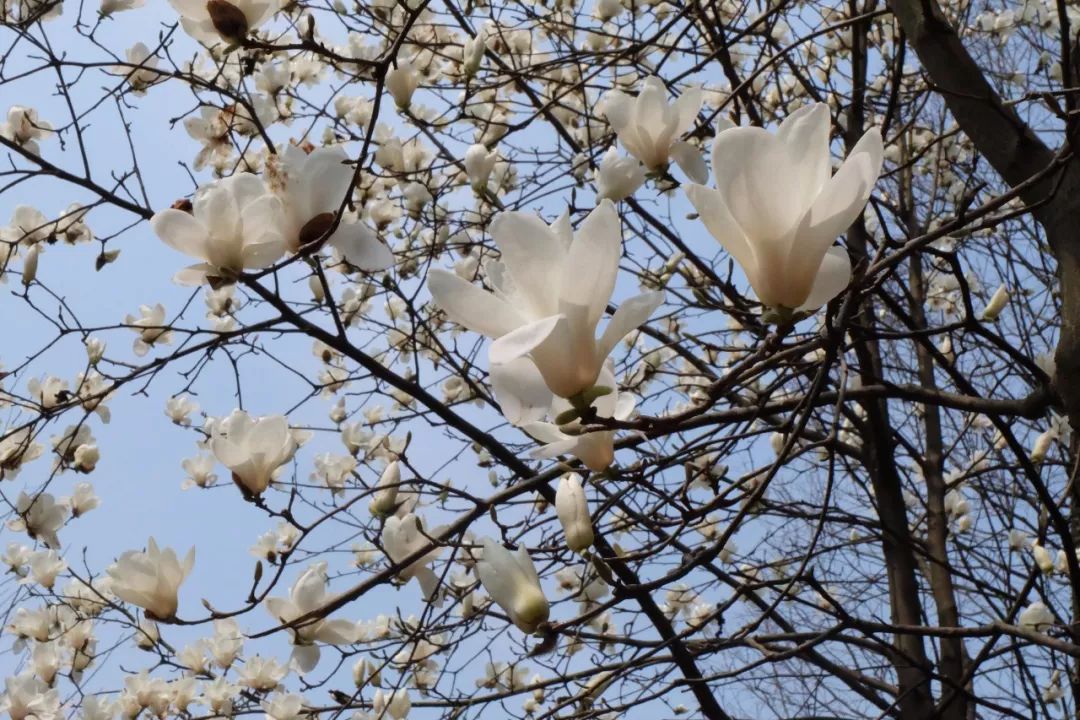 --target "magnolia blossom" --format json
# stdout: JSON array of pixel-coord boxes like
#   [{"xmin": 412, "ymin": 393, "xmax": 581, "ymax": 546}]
[
  {"xmin": 476, "ymin": 539, "xmax": 550, "ymax": 633},
  {"xmin": 464, "ymin": 144, "xmax": 498, "ymax": 191},
  {"xmin": 125, "ymin": 304, "xmax": 174, "ymax": 355},
  {"xmin": 120, "ymin": 43, "xmax": 159, "ymax": 95},
  {"xmin": 8, "ymin": 491, "xmax": 66, "ymax": 548},
  {"xmin": 381, "ymin": 513, "xmax": 443, "ymax": 601},
  {"xmin": 492, "ymin": 359, "xmax": 635, "ymax": 471},
  {"xmin": 211, "ymin": 409, "xmax": 309, "ymax": 495},
  {"xmin": 169, "ymin": 0, "xmax": 278, "ymax": 45},
  {"xmin": 601, "ymin": 76, "xmax": 706, "ymax": 182},
  {"xmin": 372, "ymin": 689, "xmax": 411, "ymax": 719},
  {"xmin": 594, "ymin": 147, "xmax": 646, "ymax": 202},
  {"xmin": 107, "ymin": 537, "xmax": 194, "ymax": 620},
  {"xmin": 151, "ymin": 173, "xmax": 287, "ymax": 286},
  {"xmin": 265, "ymin": 563, "xmax": 358, "ymax": 673},
  {"xmin": 268, "ymin": 144, "xmax": 392, "ymax": 270},
  {"xmin": 555, "ymin": 474, "xmax": 594, "ymax": 552},
  {"xmin": 981, "ymin": 283, "xmax": 1010, "ymax": 320},
  {"xmin": 0, "ymin": 106, "xmax": 53, "ymax": 155},
  {"xmin": 1018, "ymin": 601, "xmax": 1054, "ymax": 632},
  {"xmin": 386, "ymin": 62, "xmax": 419, "ymax": 109},
  {"xmin": 369, "ymin": 460, "xmax": 401, "ymax": 516},
  {"xmin": 0, "ymin": 674, "xmax": 60, "ymax": 720},
  {"xmin": 685, "ymin": 103, "xmax": 882, "ymax": 314},
  {"xmin": 428, "ymin": 200, "xmax": 664, "ymax": 399}
]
